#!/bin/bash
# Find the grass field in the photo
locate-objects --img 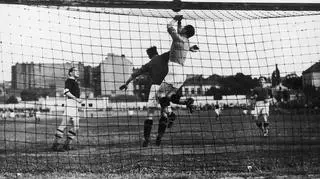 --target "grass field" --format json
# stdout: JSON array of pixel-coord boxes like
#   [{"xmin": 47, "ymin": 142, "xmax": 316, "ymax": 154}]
[{"xmin": 0, "ymin": 108, "xmax": 320, "ymax": 177}]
